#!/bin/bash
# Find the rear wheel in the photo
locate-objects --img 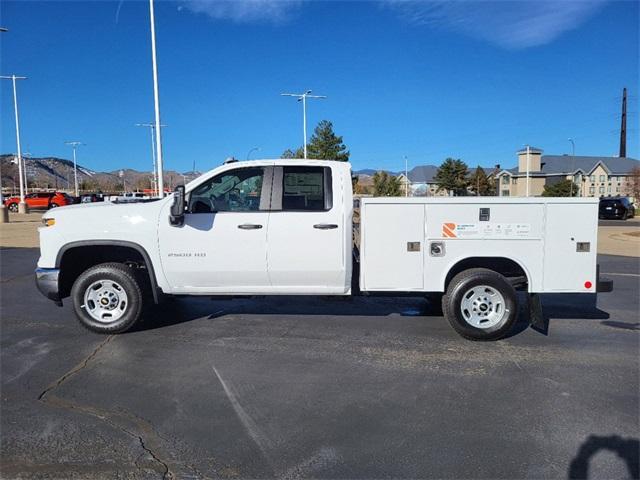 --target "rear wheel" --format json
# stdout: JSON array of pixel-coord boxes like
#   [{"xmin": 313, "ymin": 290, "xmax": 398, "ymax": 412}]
[
  {"xmin": 71, "ymin": 262, "xmax": 144, "ymax": 333},
  {"xmin": 7, "ymin": 203, "xmax": 18, "ymax": 212},
  {"xmin": 49, "ymin": 203, "xmax": 59, "ymax": 209},
  {"xmin": 442, "ymin": 268, "xmax": 518, "ymax": 341}
]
